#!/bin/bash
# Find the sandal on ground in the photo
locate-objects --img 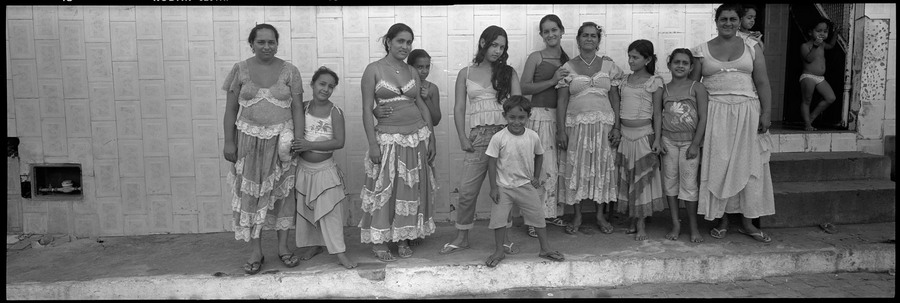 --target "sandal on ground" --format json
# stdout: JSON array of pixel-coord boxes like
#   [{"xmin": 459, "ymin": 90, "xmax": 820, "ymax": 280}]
[
  {"xmin": 503, "ymin": 242, "xmax": 520, "ymax": 255},
  {"xmin": 545, "ymin": 217, "xmax": 567, "ymax": 227},
  {"xmin": 397, "ymin": 244, "xmax": 413, "ymax": 258},
  {"xmin": 527, "ymin": 226, "xmax": 538, "ymax": 238},
  {"xmin": 242, "ymin": 256, "xmax": 265, "ymax": 275},
  {"xmin": 538, "ymin": 251, "xmax": 565, "ymax": 262},
  {"xmin": 439, "ymin": 243, "xmax": 470, "ymax": 255},
  {"xmin": 710, "ymin": 227, "xmax": 728, "ymax": 239},
  {"xmin": 564, "ymin": 224, "xmax": 579, "ymax": 235},
  {"xmin": 372, "ymin": 247, "xmax": 397, "ymax": 262},
  {"xmin": 597, "ymin": 221, "xmax": 615, "ymax": 234},
  {"xmin": 279, "ymin": 253, "xmax": 300, "ymax": 268},
  {"xmin": 485, "ymin": 254, "xmax": 506, "ymax": 268},
  {"xmin": 820, "ymin": 223, "xmax": 838, "ymax": 234},
  {"xmin": 738, "ymin": 227, "xmax": 772, "ymax": 243}
]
